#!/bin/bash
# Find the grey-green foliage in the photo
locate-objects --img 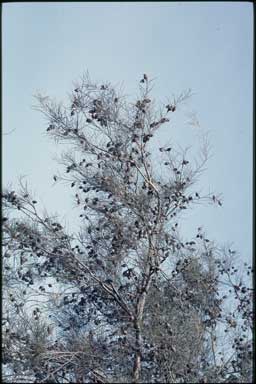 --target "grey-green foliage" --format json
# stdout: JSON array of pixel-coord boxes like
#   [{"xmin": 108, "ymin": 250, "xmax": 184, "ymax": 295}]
[{"xmin": 2, "ymin": 73, "xmax": 252, "ymax": 383}]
